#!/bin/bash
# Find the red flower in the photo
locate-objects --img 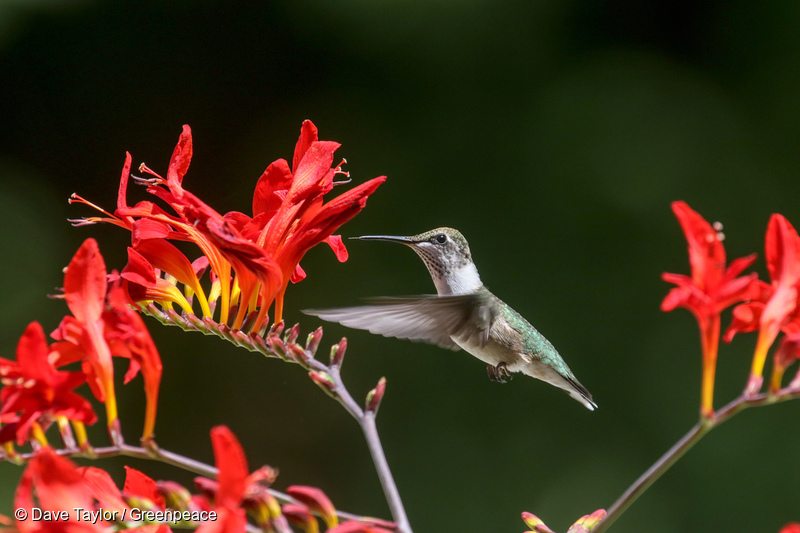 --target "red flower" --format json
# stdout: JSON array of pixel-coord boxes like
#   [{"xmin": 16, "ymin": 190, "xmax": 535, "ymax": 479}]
[
  {"xmin": 14, "ymin": 449, "xmax": 104, "ymax": 533},
  {"xmin": 781, "ymin": 524, "xmax": 800, "ymax": 533},
  {"xmin": 15, "ymin": 450, "xmax": 181, "ymax": 533},
  {"xmin": 54, "ymin": 238, "xmax": 119, "ymax": 437},
  {"xmin": 725, "ymin": 214, "xmax": 800, "ymax": 394},
  {"xmin": 0, "ymin": 322, "xmax": 96, "ymax": 445},
  {"xmin": 661, "ymin": 201, "xmax": 758, "ymax": 416},
  {"xmin": 194, "ymin": 426, "xmax": 257, "ymax": 533},
  {"xmin": 771, "ymin": 332, "xmax": 800, "ymax": 392},
  {"xmin": 102, "ymin": 282, "xmax": 163, "ymax": 443},
  {"xmin": 51, "ymin": 238, "xmax": 163, "ymax": 443},
  {"xmin": 71, "ymin": 121, "xmax": 385, "ymax": 330}
]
